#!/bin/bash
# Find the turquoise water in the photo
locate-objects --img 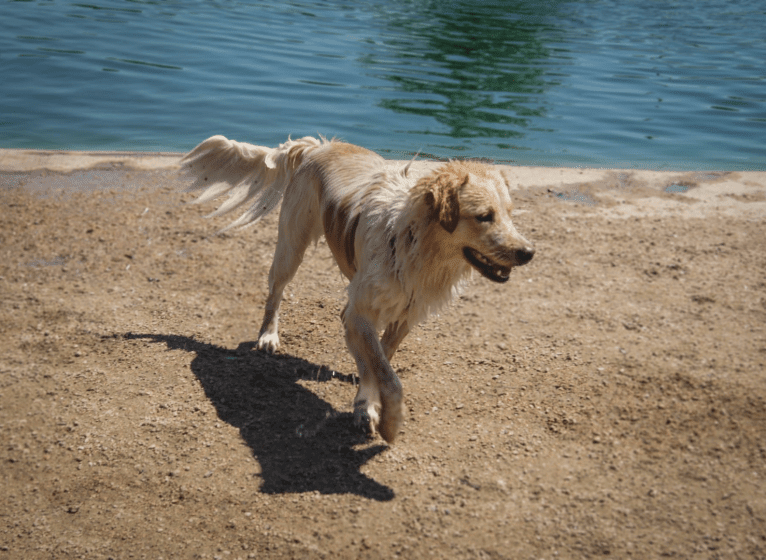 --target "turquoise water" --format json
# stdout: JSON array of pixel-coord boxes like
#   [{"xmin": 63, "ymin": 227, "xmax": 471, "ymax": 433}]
[{"xmin": 2, "ymin": 0, "xmax": 765, "ymax": 170}]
